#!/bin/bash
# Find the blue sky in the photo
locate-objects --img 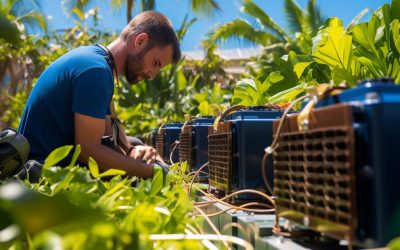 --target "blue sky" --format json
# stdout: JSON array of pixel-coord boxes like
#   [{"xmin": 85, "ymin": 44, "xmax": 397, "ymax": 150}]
[{"xmin": 42, "ymin": 0, "xmax": 390, "ymax": 51}]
